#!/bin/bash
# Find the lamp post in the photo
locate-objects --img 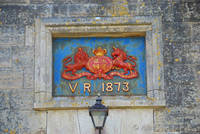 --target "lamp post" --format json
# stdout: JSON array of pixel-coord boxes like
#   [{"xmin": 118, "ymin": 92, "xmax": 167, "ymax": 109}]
[{"xmin": 89, "ymin": 96, "xmax": 108, "ymax": 134}]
